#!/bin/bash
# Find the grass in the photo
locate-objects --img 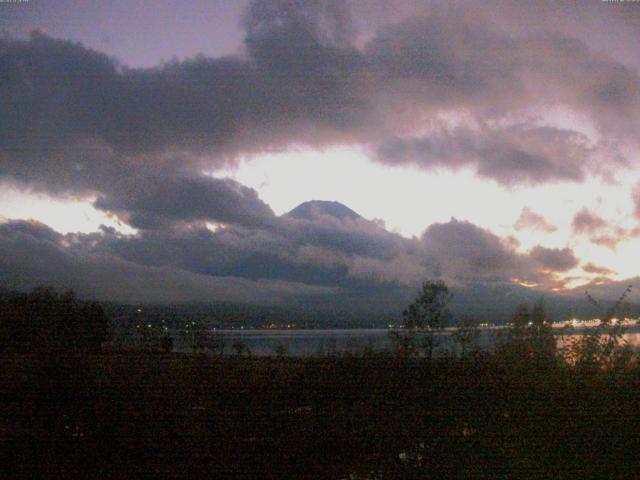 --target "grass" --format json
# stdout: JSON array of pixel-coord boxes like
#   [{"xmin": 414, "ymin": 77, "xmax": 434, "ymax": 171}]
[{"xmin": 3, "ymin": 347, "xmax": 640, "ymax": 479}]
